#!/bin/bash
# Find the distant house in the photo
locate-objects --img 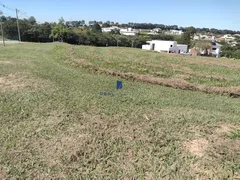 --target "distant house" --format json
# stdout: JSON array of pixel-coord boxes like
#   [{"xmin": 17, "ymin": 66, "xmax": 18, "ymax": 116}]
[
  {"xmin": 190, "ymin": 49, "xmax": 200, "ymax": 56},
  {"xmin": 142, "ymin": 40, "xmax": 188, "ymax": 54},
  {"xmin": 211, "ymin": 42, "xmax": 222, "ymax": 57},
  {"xmin": 231, "ymin": 41, "xmax": 238, "ymax": 47},
  {"xmin": 193, "ymin": 35, "xmax": 200, "ymax": 40},
  {"xmin": 120, "ymin": 28, "xmax": 137, "ymax": 36},
  {"xmin": 190, "ymin": 41, "xmax": 222, "ymax": 58},
  {"xmin": 199, "ymin": 35, "xmax": 215, "ymax": 41},
  {"xmin": 216, "ymin": 37, "xmax": 225, "ymax": 42},
  {"xmin": 222, "ymin": 34, "xmax": 236, "ymax": 42},
  {"xmin": 152, "ymin": 28, "xmax": 161, "ymax": 33},
  {"xmin": 102, "ymin": 26, "xmax": 120, "ymax": 33},
  {"xmin": 169, "ymin": 30, "xmax": 183, "ymax": 35}
]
